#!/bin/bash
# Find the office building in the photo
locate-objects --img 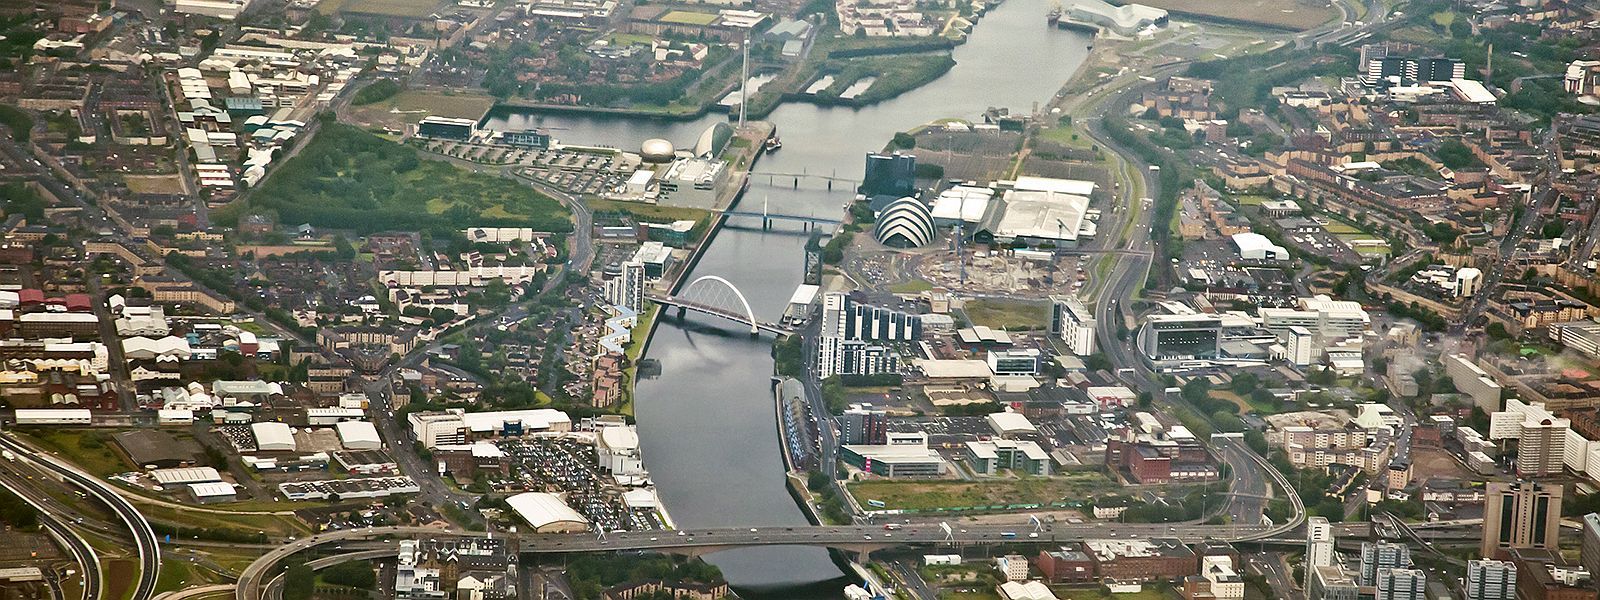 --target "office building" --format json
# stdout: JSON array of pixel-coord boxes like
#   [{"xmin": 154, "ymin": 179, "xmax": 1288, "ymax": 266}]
[
  {"xmin": 839, "ymin": 431, "xmax": 946, "ymax": 477},
  {"xmin": 1309, "ymin": 565, "xmax": 1359, "ymax": 600},
  {"xmin": 1585, "ymin": 514, "xmax": 1600, "ymax": 580},
  {"xmin": 1304, "ymin": 517, "xmax": 1336, "ymax": 592},
  {"xmin": 502, "ymin": 128, "xmax": 550, "ymax": 148},
  {"xmin": 1375, "ymin": 568, "xmax": 1425, "ymax": 600},
  {"xmin": 862, "ymin": 152, "xmax": 917, "ymax": 198},
  {"xmin": 1360, "ymin": 541, "xmax": 1412, "ymax": 586},
  {"xmin": 988, "ymin": 349, "xmax": 1041, "ymax": 376},
  {"xmin": 966, "ymin": 439, "xmax": 1052, "ymax": 476},
  {"xmin": 1259, "ymin": 295, "xmax": 1371, "ymax": 342},
  {"xmin": 1484, "ymin": 481, "xmax": 1563, "ymax": 559},
  {"xmin": 417, "ymin": 116, "xmax": 477, "ymax": 140},
  {"xmin": 838, "ymin": 405, "xmax": 887, "ymax": 445},
  {"xmin": 1466, "ymin": 559, "xmax": 1517, "ymax": 600},
  {"xmin": 1136, "ymin": 314, "xmax": 1222, "ymax": 363},
  {"xmin": 1050, "ymin": 295, "xmax": 1096, "ymax": 356}
]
